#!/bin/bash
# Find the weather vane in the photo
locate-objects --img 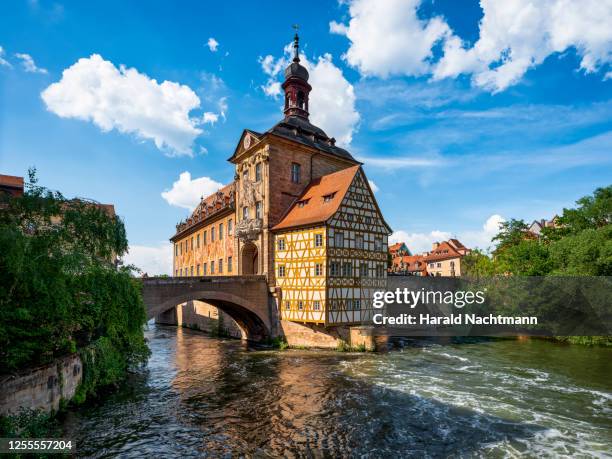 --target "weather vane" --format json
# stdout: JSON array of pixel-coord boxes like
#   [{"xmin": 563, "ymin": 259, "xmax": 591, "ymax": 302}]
[{"xmin": 292, "ymin": 24, "xmax": 299, "ymax": 33}]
